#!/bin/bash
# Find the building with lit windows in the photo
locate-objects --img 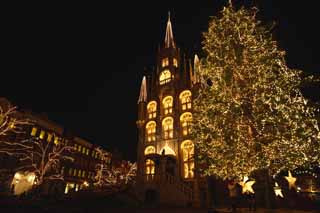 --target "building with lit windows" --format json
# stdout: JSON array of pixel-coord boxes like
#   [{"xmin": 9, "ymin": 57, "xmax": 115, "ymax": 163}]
[
  {"xmin": 0, "ymin": 97, "xmax": 111, "ymax": 195},
  {"xmin": 135, "ymin": 14, "xmax": 206, "ymax": 207}
]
